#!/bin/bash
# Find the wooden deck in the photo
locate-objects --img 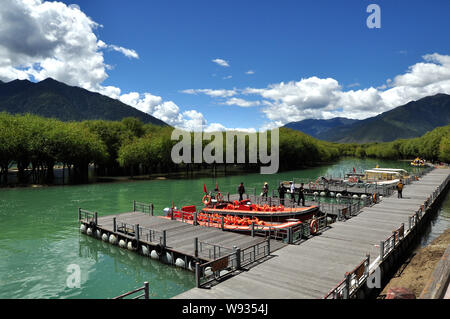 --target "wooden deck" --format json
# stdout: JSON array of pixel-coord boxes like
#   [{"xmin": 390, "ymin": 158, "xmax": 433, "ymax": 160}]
[
  {"xmin": 96, "ymin": 213, "xmax": 286, "ymax": 261},
  {"xmin": 174, "ymin": 168, "xmax": 449, "ymax": 299}
]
